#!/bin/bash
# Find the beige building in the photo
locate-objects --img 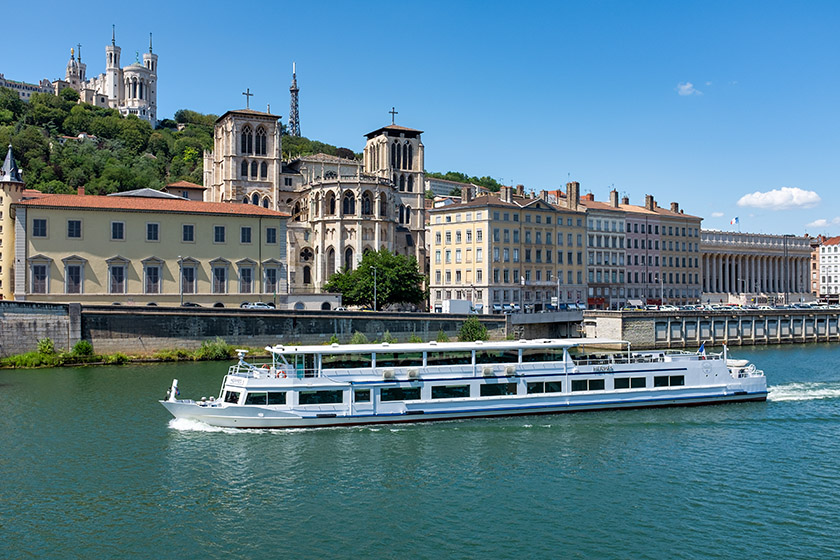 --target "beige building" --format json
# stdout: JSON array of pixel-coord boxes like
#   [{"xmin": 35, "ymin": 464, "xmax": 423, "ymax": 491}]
[
  {"xmin": 0, "ymin": 145, "xmax": 291, "ymax": 306},
  {"xmin": 428, "ymin": 184, "xmax": 587, "ymax": 314},
  {"xmin": 204, "ymin": 110, "xmax": 427, "ymax": 294}
]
